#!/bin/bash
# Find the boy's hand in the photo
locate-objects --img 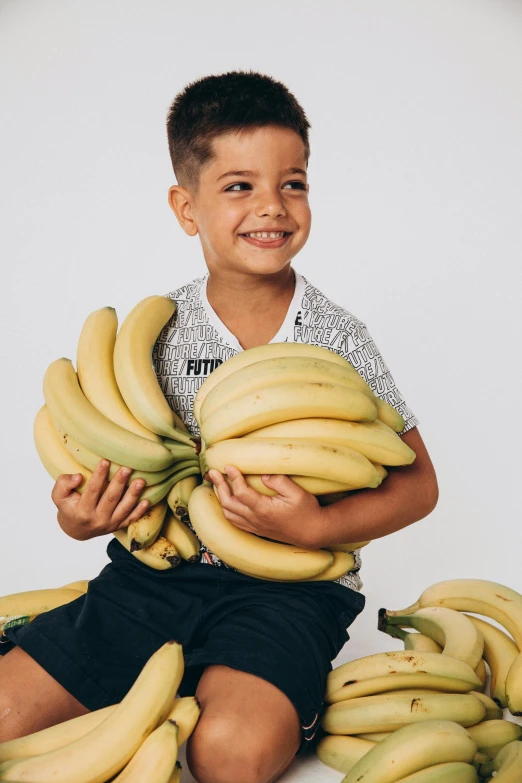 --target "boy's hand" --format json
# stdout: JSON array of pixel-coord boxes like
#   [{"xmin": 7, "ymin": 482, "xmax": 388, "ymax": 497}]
[
  {"xmin": 207, "ymin": 466, "xmax": 323, "ymax": 549},
  {"xmin": 51, "ymin": 460, "xmax": 151, "ymax": 541}
]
